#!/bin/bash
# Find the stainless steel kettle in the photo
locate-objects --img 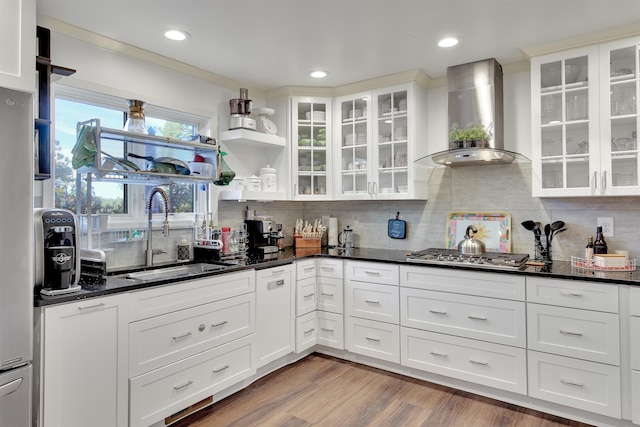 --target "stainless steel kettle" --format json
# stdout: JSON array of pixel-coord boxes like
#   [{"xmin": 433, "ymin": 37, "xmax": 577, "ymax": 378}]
[{"xmin": 457, "ymin": 225, "xmax": 486, "ymax": 254}]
